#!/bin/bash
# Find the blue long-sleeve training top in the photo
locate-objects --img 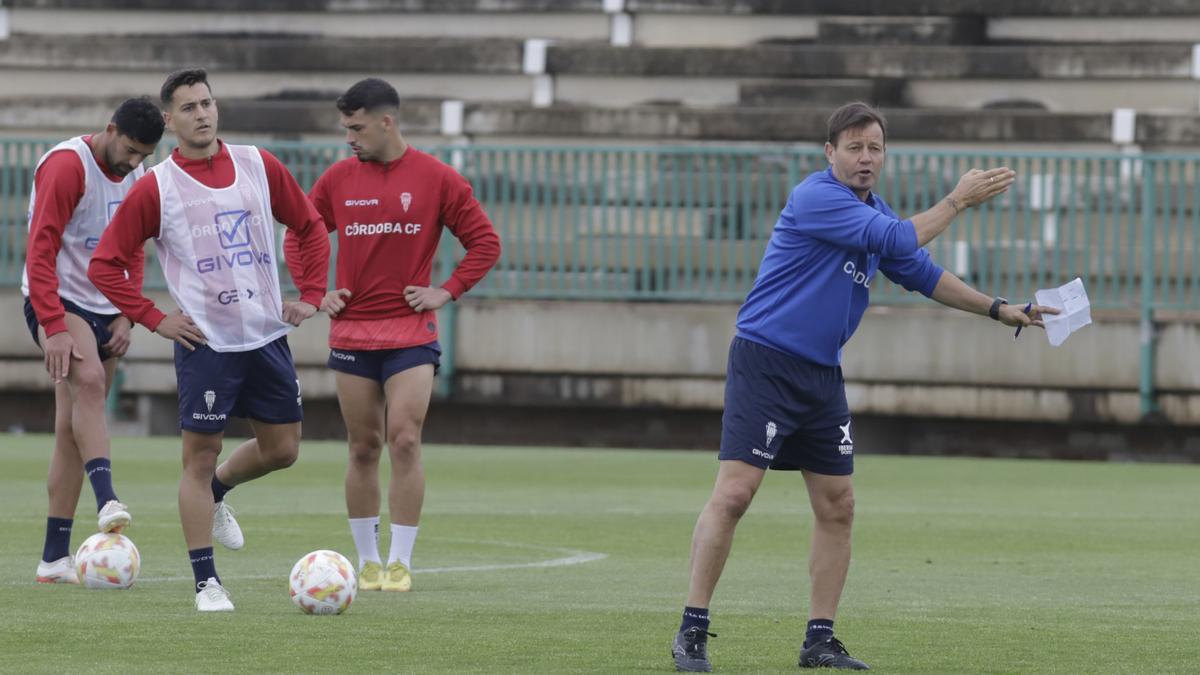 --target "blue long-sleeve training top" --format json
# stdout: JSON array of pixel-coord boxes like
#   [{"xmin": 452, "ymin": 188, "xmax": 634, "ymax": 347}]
[{"xmin": 735, "ymin": 168, "xmax": 945, "ymax": 366}]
